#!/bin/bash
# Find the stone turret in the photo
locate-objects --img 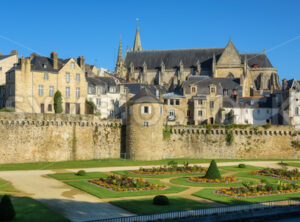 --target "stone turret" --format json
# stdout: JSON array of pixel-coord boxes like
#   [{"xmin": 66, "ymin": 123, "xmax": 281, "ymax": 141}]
[
  {"xmin": 126, "ymin": 87, "xmax": 164, "ymax": 160},
  {"xmin": 133, "ymin": 23, "xmax": 142, "ymax": 52}
]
